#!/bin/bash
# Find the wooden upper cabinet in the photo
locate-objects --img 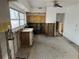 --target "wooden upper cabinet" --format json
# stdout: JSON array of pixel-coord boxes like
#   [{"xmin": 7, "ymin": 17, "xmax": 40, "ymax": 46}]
[{"xmin": 27, "ymin": 15, "xmax": 45, "ymax": 23}]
